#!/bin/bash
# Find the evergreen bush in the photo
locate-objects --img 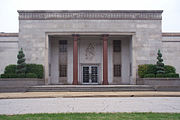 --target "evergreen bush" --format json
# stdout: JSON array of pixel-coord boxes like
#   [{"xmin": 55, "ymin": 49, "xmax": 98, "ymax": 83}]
[
  {"xmin": 165, "ymin": 73, "xmax": 179, "ymax": 78},
  {"xmin": 16, "ymin": 48, "xmax": 26, "ymax": 74},
  {"xmin": 26, "ymin": 73, "xmax": 37, "ymax": 78},
  {"xmin": 164, "ymin": 65, "xmax": 176, "ymax": 74},
  {"xmin": 144, "ymin": 74, "xmax": 156, "ymax": 78},
  {"xmin": 4, "ymin": 64, "xmax": 16, "ymax": 74},
  {"xmin": 138, "ymin": 64, "xmax": 148, "ymax": 78},
  {"xmin": 26, "ymin": 64, "xmax": 44, "ymax": 78},
  {"xmin": 8, "ymin": 74, "xmax": 18, "ymax": 78},
  {"xmin": 138, "ymin": 64, "xmax": 156, "ymax": 78},
  {"xmin": 156, "ymin": 50, "xmax": 165, "ymax": 74},
  {"xmin": 17, "ymin": 73, "xmax": 25, "ymax": 78},
  {"xmin": 1, "ymin": 64, "xmax": 44, "ymax": 78},
  {"xmin": 0, "ymin": 74, "xmax": 8, "ymax": 78},
  {"xmin": 156, "ymin": 74, "xmax": 165, "ymax": 78},
  {"xmin": 146, "ymin": 64, "xmax": 157, "ymax": 74}
]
